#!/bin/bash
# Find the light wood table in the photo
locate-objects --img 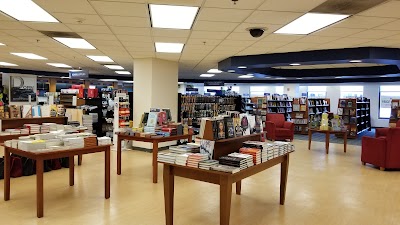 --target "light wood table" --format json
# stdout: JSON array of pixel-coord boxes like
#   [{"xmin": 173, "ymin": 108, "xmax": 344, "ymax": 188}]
[
  {"xmin": 3, "ymin": 145, "xmax": 111, "ymax": 218},
  {"xmin": 308, "ymin": 128, "xmax": 348, "ymax": 154},
  {"xmin": 162, "ymin": 153, "xmax": 291, "ymax": 225},
  {"xmin": 116, "ymin": 133, "xmax": 192, "ymax": 183}
]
